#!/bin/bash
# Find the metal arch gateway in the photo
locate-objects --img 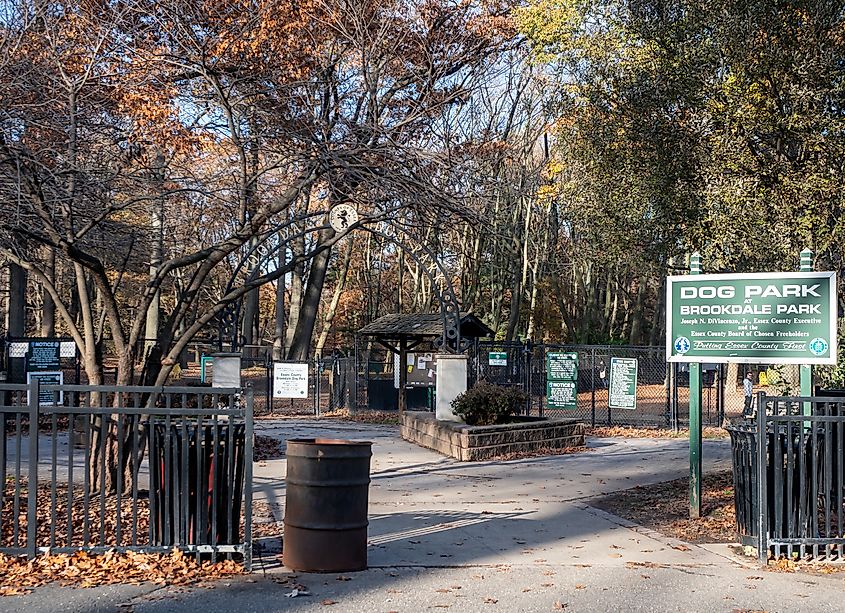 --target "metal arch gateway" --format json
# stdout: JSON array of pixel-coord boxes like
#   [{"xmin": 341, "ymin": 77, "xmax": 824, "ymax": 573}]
[{"xmin": 216, "ymin": 218, "xmax": 468, "ymax": 355}]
